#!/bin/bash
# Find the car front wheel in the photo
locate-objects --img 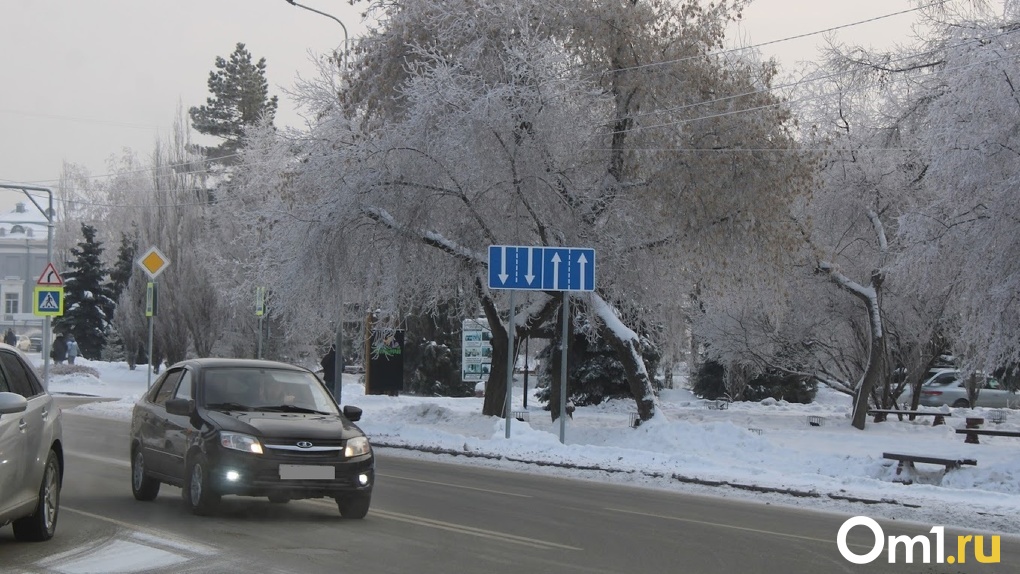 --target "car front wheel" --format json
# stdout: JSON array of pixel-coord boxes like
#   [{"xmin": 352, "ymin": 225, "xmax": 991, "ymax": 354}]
[
  {"xmin": 131, "ymin": 447, "xmax": 160, "ymax": 501},
  {"xmin": 183, "ymin": 453, "xmax": 220, "ymax": 516},
  {"xmin": 13, "ymin": 449, "xmax": 61, "ymax": 541},
  {"xmin": 336, "ymin": 493, "xmax": 371, "ymax": 519}
]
